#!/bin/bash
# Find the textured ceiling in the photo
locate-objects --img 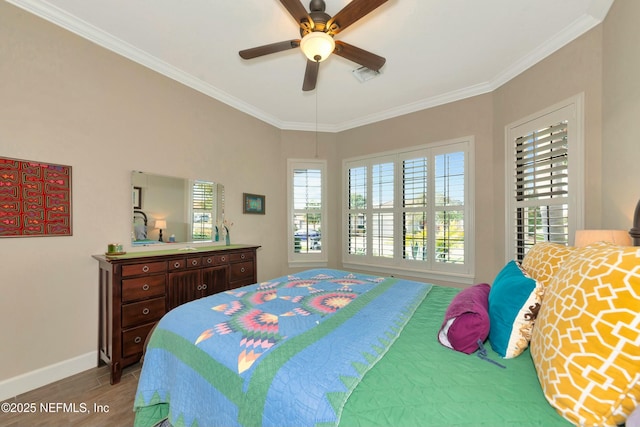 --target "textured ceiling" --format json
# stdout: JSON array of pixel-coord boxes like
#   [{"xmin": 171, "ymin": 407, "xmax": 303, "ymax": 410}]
[{"xmin": 9, "ymin": 0, "xmax": 614, "ymax": 131}]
